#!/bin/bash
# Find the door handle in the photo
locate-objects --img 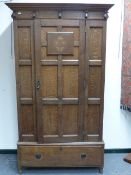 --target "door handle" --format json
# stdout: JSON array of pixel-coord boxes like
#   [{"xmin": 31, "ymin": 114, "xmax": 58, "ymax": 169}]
[{"xmin": 36, "ymin": 80, "xmax": 40, "ymax": 89}]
